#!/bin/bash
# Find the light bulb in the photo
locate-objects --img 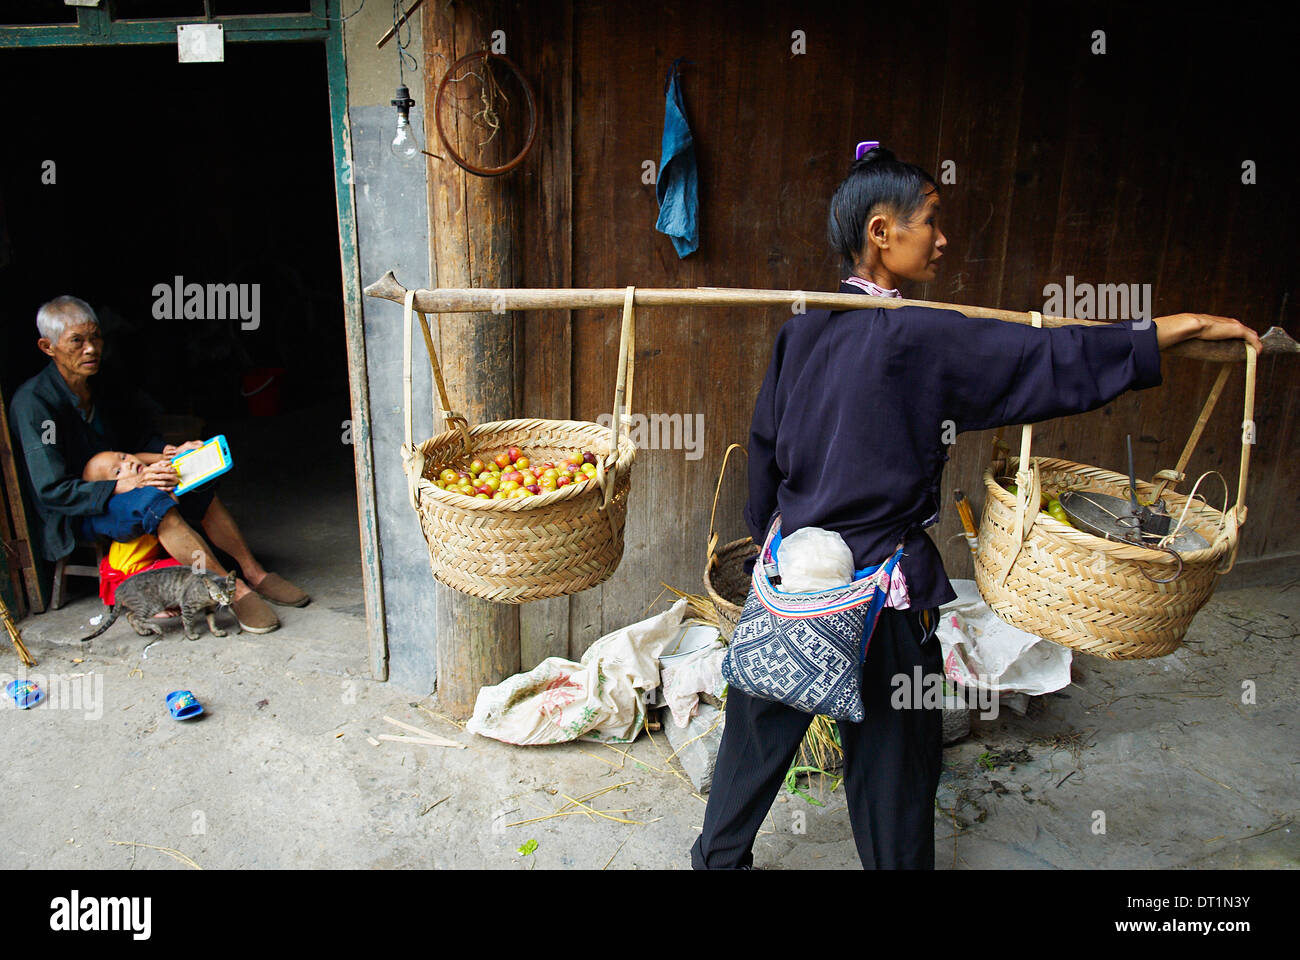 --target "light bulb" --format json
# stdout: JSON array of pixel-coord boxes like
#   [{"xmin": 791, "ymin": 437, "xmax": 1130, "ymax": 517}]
[
  {"xmin": 390, "ymin": 84, "xmax": 419, "ymax": 164},
  {"xmin": 391, "ymin": 114, "xmax": 419, "ymax": 163}
]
